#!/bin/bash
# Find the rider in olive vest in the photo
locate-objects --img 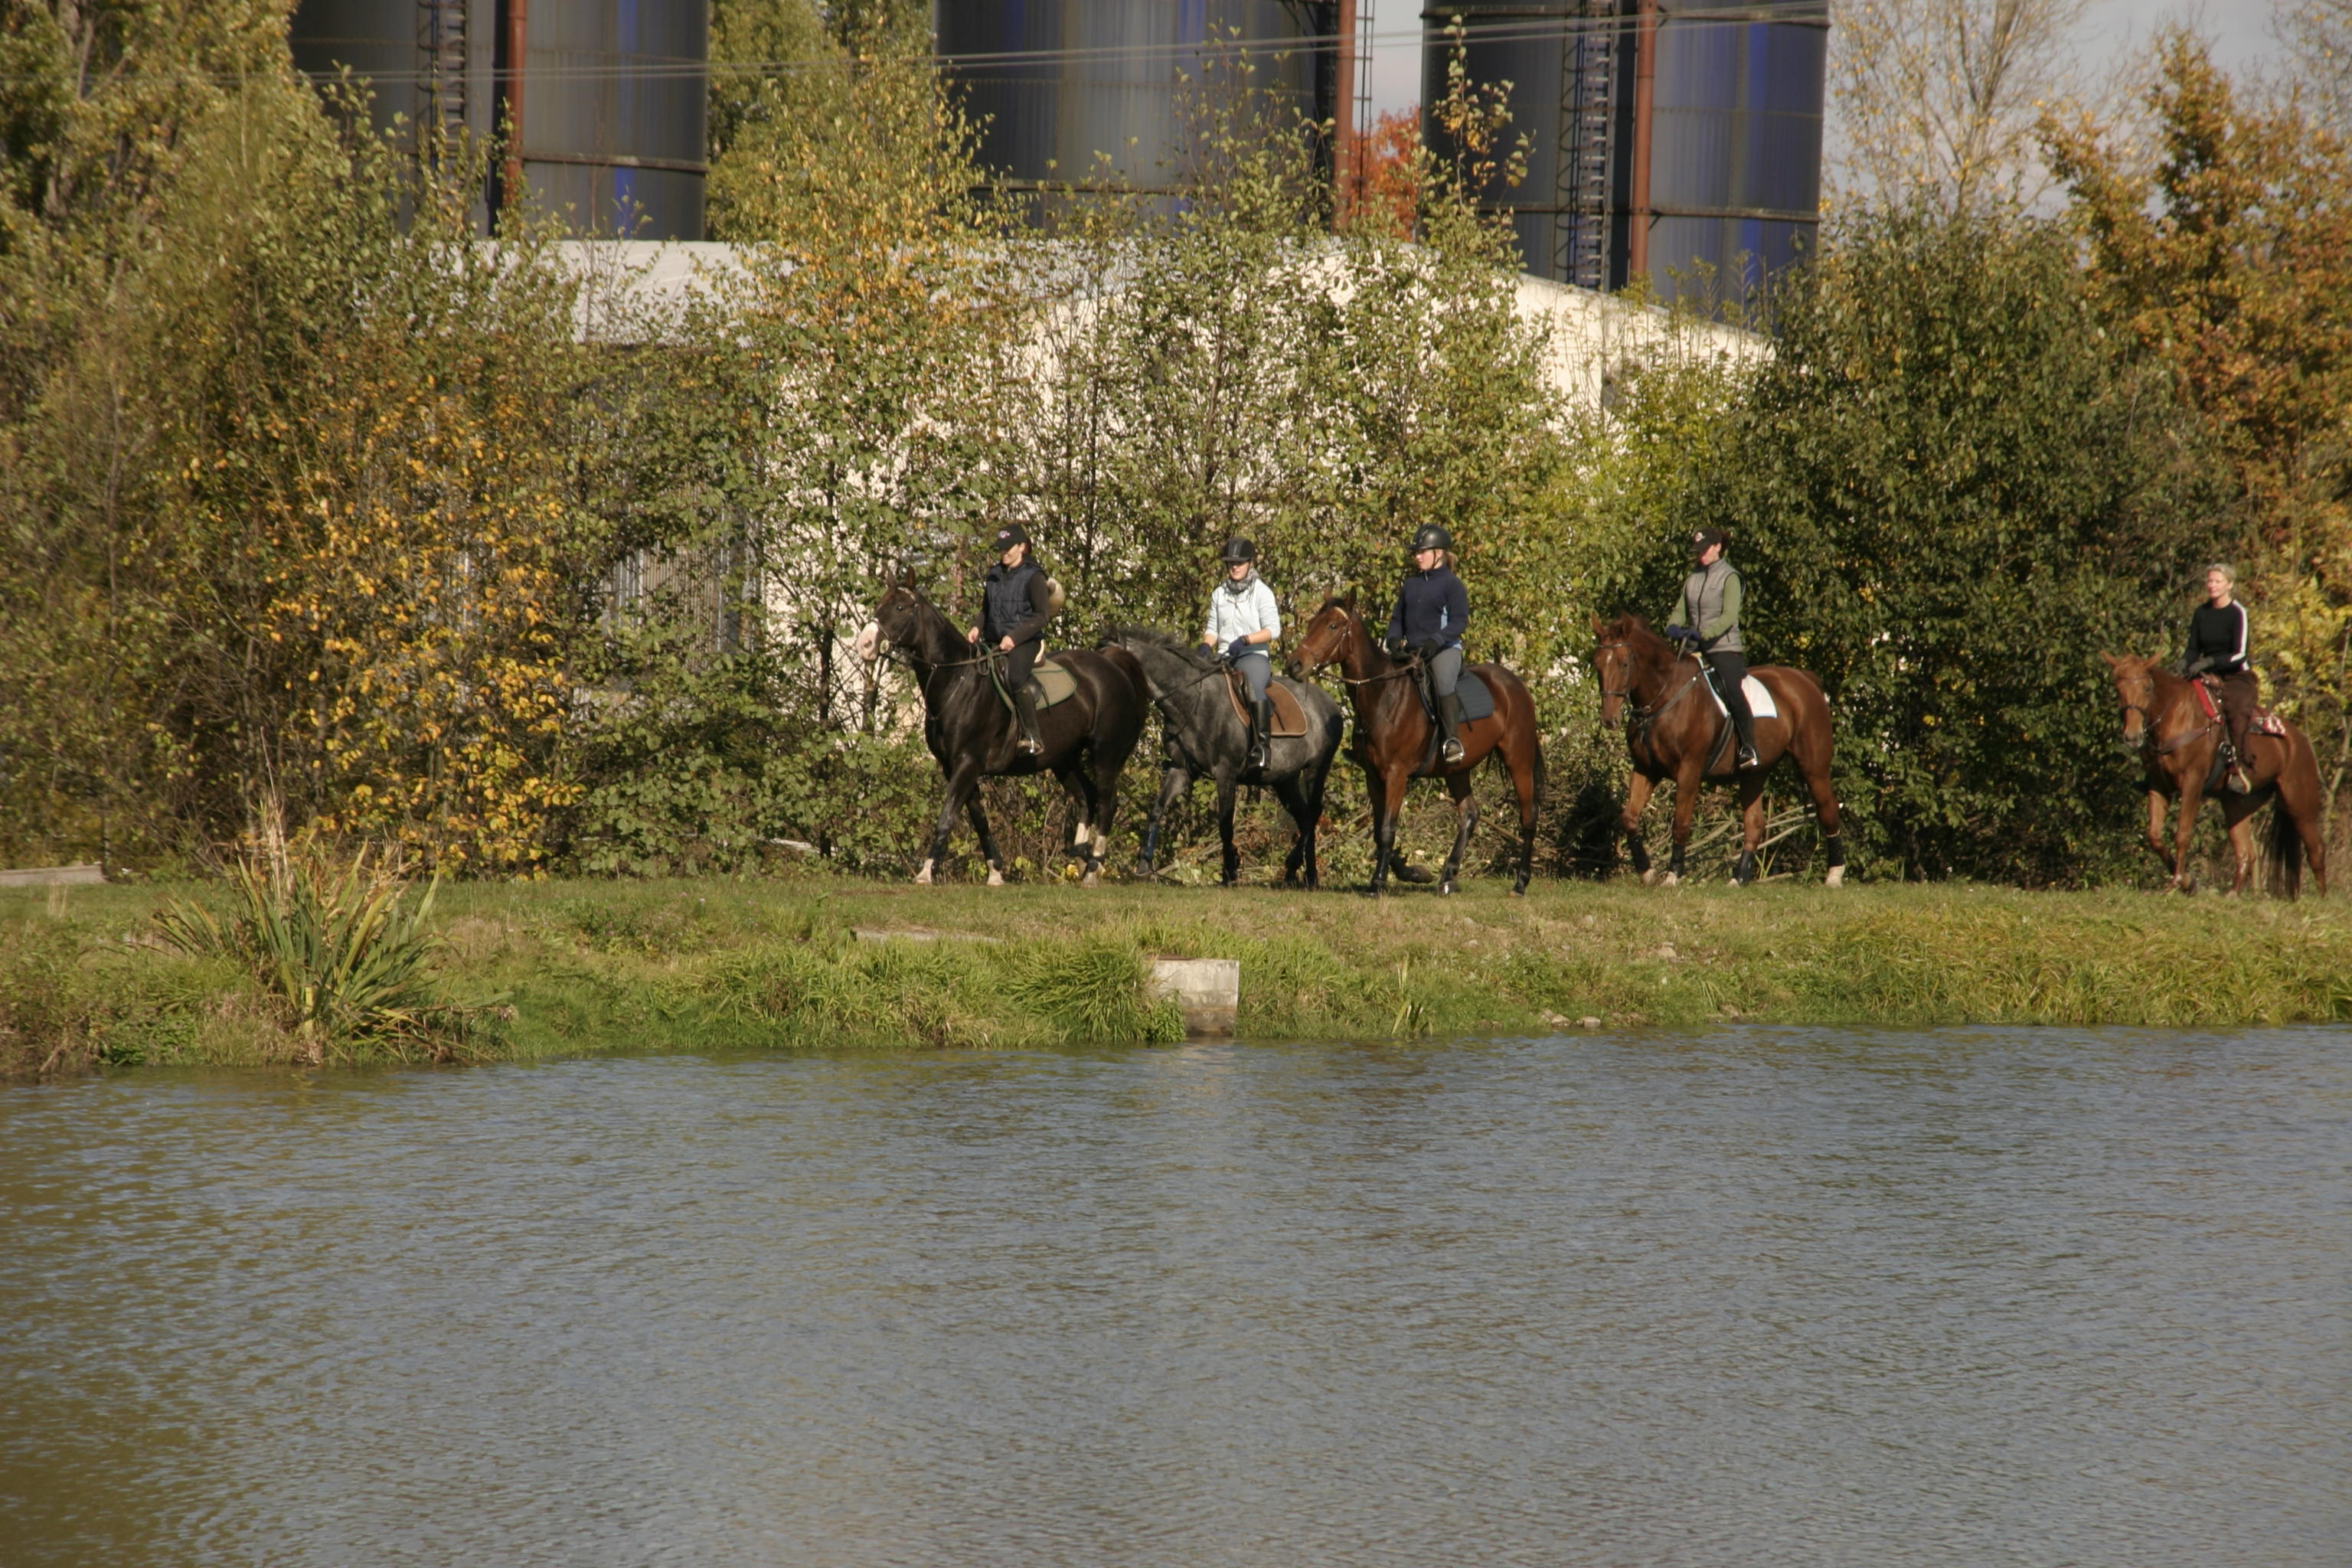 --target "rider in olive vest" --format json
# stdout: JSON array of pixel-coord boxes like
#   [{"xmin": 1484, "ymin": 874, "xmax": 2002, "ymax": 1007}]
[
  {"xmin": 968, "ymin": 522, "xmax": 1054, "ymax": 755},
  {"xmin": 1666, "ymin": 527, "xmax": 1759, "ymax": 769}
]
